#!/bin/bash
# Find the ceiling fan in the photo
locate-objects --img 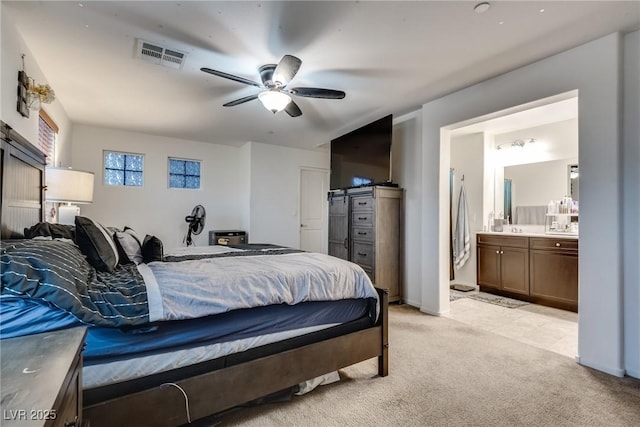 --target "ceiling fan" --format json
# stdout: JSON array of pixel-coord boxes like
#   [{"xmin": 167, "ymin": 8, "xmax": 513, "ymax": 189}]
[{"xmin": 200, "ymin": 55, "xmax": 345, "ymax": 117}]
